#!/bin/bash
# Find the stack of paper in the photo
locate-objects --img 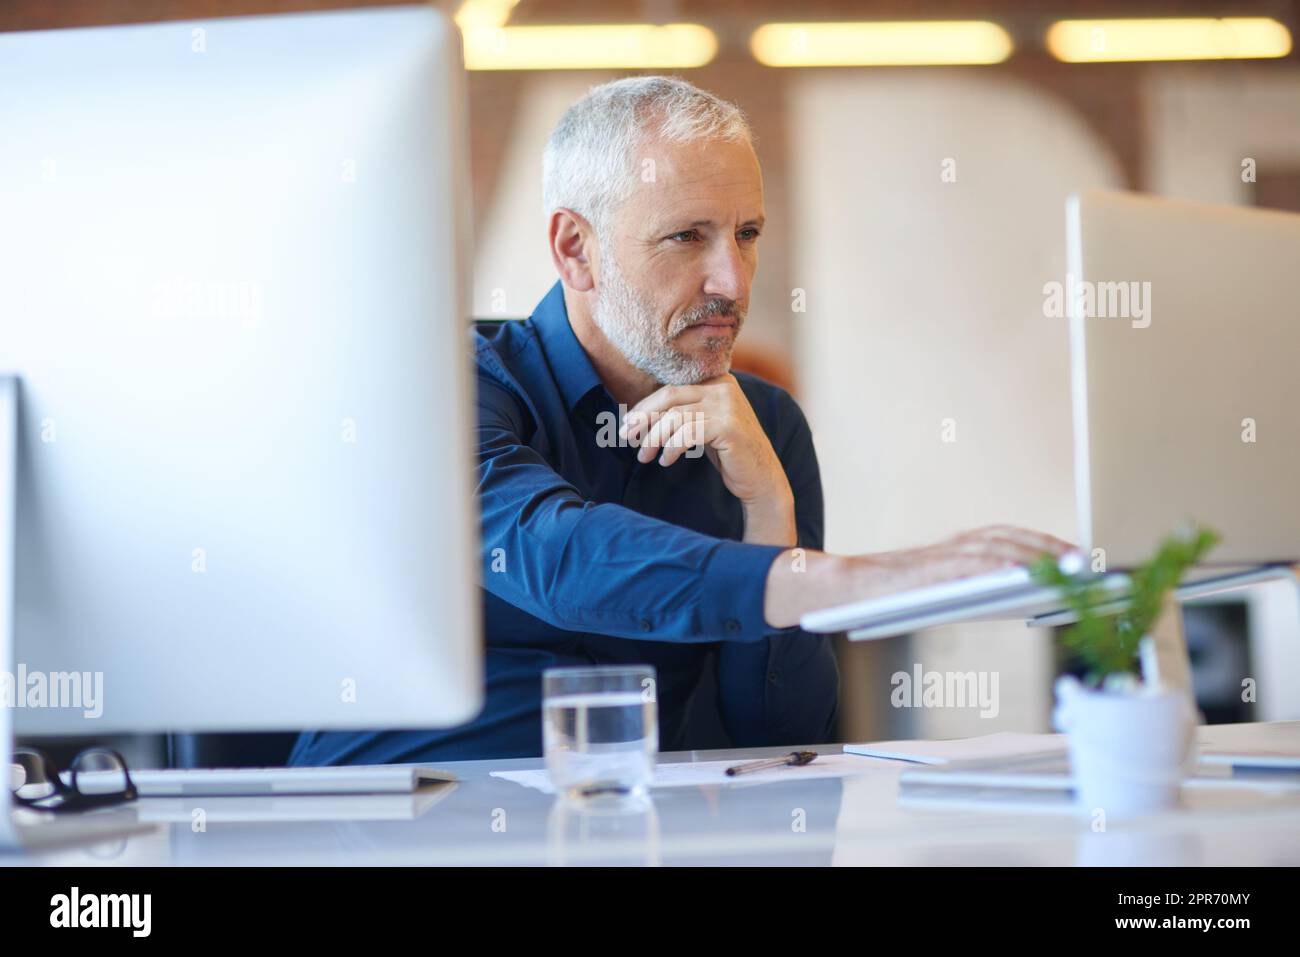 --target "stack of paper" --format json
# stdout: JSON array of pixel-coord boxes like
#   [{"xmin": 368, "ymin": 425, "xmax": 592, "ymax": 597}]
[{"xmin": 843, "ymin": 731, "xmax": 1066, "ymax": 765}]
